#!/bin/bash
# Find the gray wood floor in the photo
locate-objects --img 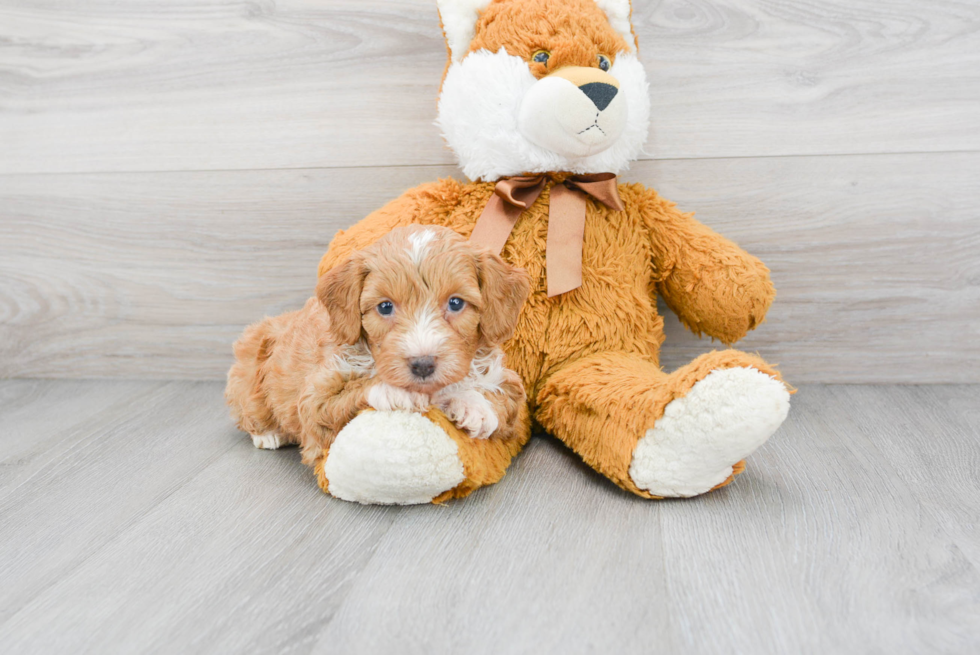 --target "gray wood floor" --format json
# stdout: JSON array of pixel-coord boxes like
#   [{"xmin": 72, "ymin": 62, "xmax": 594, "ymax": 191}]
[{"xmin": 1, "ymin": 380, "xmax": 978, "ymax": 654}]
